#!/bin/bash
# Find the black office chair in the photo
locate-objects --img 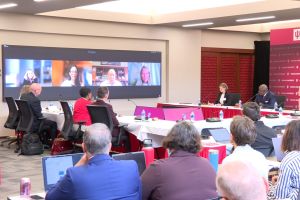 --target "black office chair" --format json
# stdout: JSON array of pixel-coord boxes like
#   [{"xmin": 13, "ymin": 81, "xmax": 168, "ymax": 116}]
[
  {"xmin": 228, "ymin": 93, "xmax": 241, "ymax": 106},
  {"xmin": 87, "ymin": 105, "xmax": 130, "ymax": 152},
  {"xmin": 275, "ymin": 95, "xmax": 286, "ymax": 108},
  {"xmin": 15, "ymin": 100, "xmax": 45, "ymax": 153},
  {"xmin": 51, "ymin": 101, "xmax": 84, "ymax": 155},
  {"xmin": 1, "ymin": 97, "xmax": 19, "ymax": 147}
]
